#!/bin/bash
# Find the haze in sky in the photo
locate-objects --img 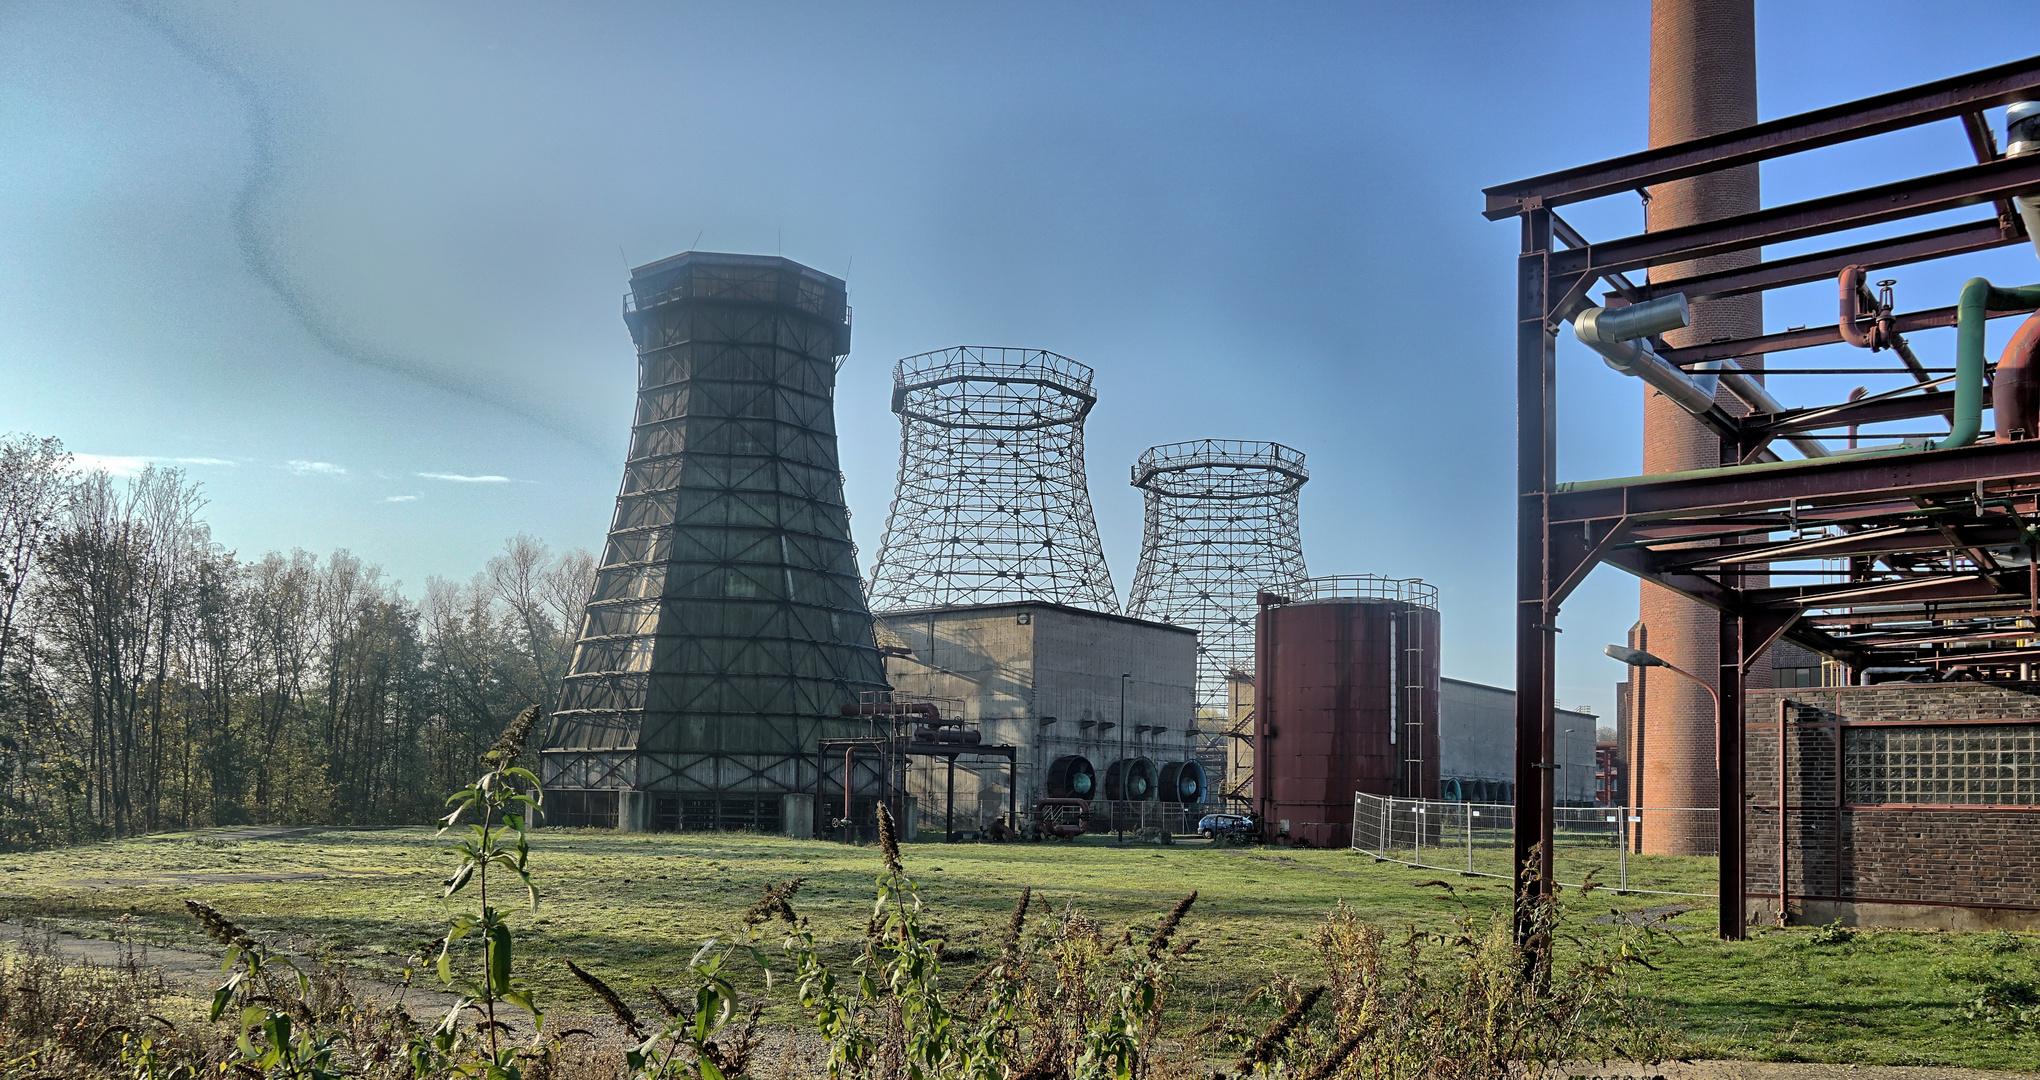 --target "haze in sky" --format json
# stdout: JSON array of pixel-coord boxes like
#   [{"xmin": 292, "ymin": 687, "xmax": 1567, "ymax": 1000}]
[{"xmin": 4, "ymin": 1, "xmax": 2037, "ymax": 720}]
